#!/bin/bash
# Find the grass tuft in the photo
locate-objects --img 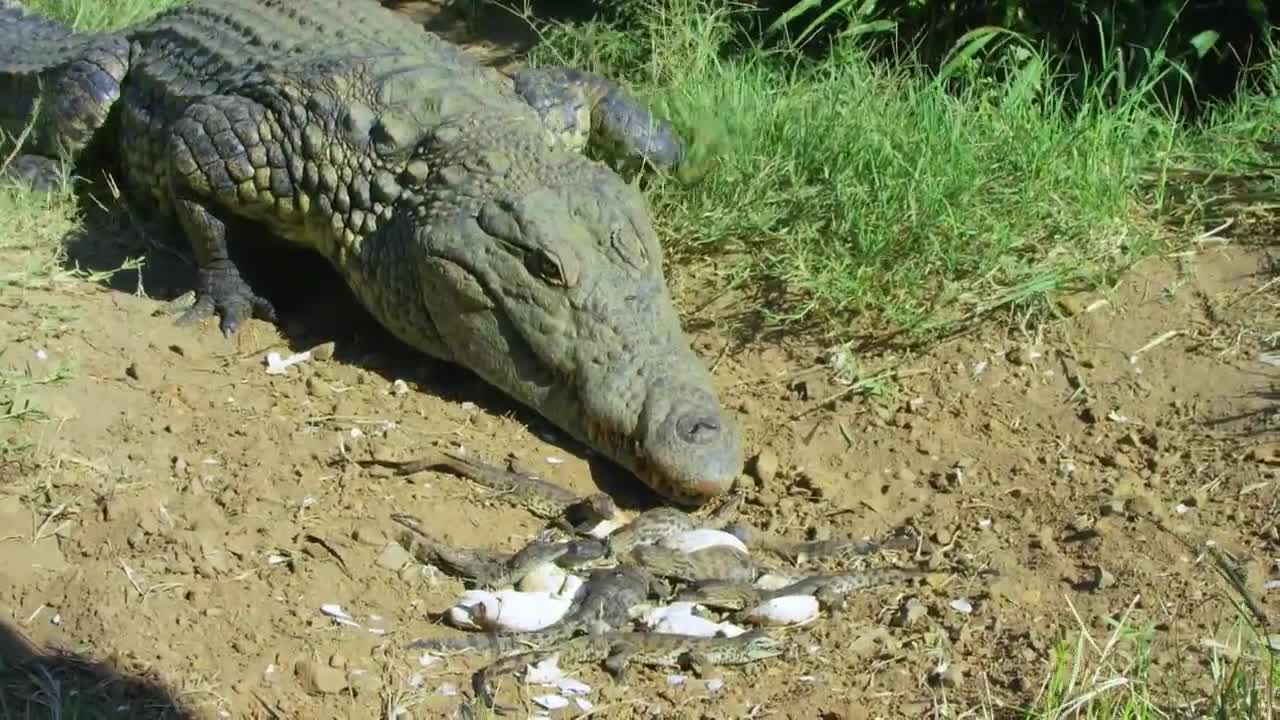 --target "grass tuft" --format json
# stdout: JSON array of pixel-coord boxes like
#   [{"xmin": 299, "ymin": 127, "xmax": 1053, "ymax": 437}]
[
  {"xmin": 528, "ymin": 0, "xmax": 1279, "ymax": 343},
  {"xmin": 16, "ymin": 0, "xmax": 185, "ymax": 31},
  {"xmin": 1018, "ymin": 522, "xmax": 1280, "ymax": 720}
]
